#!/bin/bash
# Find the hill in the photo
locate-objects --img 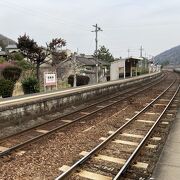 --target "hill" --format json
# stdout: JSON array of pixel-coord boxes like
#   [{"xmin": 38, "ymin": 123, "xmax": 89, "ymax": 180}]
[
  {"xmin": 0, "ymin": 34, "xmax": 16, "ymax": 50},
  {"xmin": 154, "ymin": 45, "xmax": 180, "ymax": 65}
]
